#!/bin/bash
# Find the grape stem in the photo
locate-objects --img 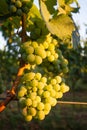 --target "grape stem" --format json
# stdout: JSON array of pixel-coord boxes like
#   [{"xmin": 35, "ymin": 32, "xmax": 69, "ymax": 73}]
[{"xmin": 0, "ymin": 13, "xmax": 27, "ymax": 112}]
